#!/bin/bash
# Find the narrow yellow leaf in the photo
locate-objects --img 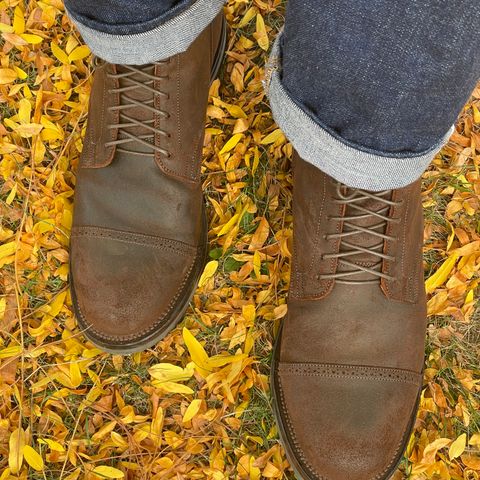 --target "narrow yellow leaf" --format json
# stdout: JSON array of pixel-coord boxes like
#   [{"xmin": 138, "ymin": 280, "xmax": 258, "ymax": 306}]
[
  {"xmin": 0, "ymin": 297, "xmax": 6, "ymax": 321},
  {"xmin": 253, "ymin": 250, "xmax": 261, "ymax": 278},
  {"xmin": 17, "ymin": 98, "xmax": 31, "ymax": 124},
  {"xmin": 242, "ymin": 304, "xmax": 256, "ymax": 323},
  {"xmin": 6, "ymin": 183, "xmax": 17, "ymax": 205},
  {"xmin": 238, "ymin": 6, "xmax": 257, "ymax": 28},
  {"xmin": 219, "ymin": 133, "xmax": 243, "ymax": 155},
  {"xmin": 0, "ymin": 242, "xmax": 16, "ymax": 260},
  {"xmin": 473, "ymin": 105, "xmax": 480, "ymax": 124},
  {"xmin": 208, "ymin": 353, "xmax": 246, "ymax": 367},
  {"xmin": 152, "ymin": 380, "xmax": 194, "ymax": 394},
  {"xmin": 13, "ymin": 66, "xmax": 28, "ymax": 79},
  {"xmin": 217, "ymin": 213, "xmax": 240, "ymax": 237},
  {"xmin": 38, "ymin": 438, "xmax": 65, "ymax": 452},
  {"xmin": 469, "ymin": 433, "xmax": 480, "ymax": 447},
  {"xmin": 465, "ymin": 288, "xmax": 474, "ymax": 304},
  {"xmin": 92, "ymin": 466, "xmax": 125, "ymax": 478},
  {"xmin": 148, "ymin": 362, "xmax": 194, "ymax": 383},
  {"xmin": 8, "ymin": 428, "xmax": 25, "ymax": 474},
  {"xmin": 51, "ymin": 42, "xmax": 69, "ymax": 64},
  {"xmin": 0, "ymin": 68, "xmax": 17, "ymax": 85},
  {"xmin": 182, "ymin": 327, "xmax": 211, "ymax": 377},
  {"xmin": 23, "ymin": 445, "xmax": 44, "ymax": 471},
  {"xmin": 225, "ymin": 104, "xmax": 247, "ymax": 119},
  {"xmin": 0, "ymin": 23, "xmax": 14, "ymax": 33},
  {"xmin": 449, "ymin": 433, "xmax": 467, "ymax": 460},
  {"xmin": 68, "ymin": 45, "xmax": 91, "ymax": 62},
  {"xmin": 20, "ymin": 33, "xmax": 43, "ymax": 44},
  {"xmin": 198, "ymin": 260, "xmax": 218, "ymax": 287},
  {"xmin": 69, "ymin": 360, "xmax": 82, "ymax": 388},
  {"xmin": 0, "ymin": 345, "xmax": 21, "ymax": 359},
  {"xmin": 183, "ymin": 399, "xmax": 202, "ymax": 423},
  {"xmin": 14, "ymin": 123, "xmax": 43, "ymax": 138},
  {"xmin": 255, "ymin": 14, "xmax": 269, "ymax": 51},
  {"xmin": 425, "ymin": 254, "xmax": 459, "ymax": 294},
  {"xmin": 260, "ymin": 129, "xmax": 284, "ymax": 145},
  {"xmin": 13, "ymin": 6, "xmax": 25, "ymax": 34},
  {"xmin": 446, "ymin": 220, "xmax": 455, "ymax": 251}
]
